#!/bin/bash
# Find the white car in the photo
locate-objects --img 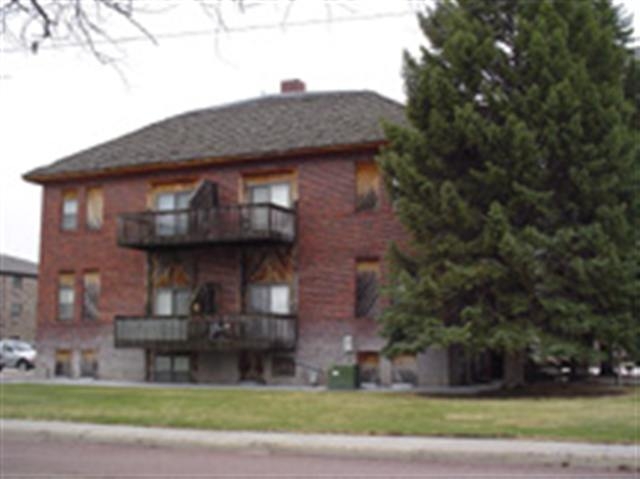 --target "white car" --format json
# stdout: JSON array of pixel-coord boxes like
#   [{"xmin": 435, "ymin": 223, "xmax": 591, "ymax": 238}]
[
  {"xmin": 0, "ymin": 340, "xmax": 37, "ymax": 371},
  {"xmin": 617, "ymin": 362, "xmax": 640, "ymax": 378}
]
